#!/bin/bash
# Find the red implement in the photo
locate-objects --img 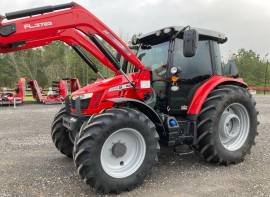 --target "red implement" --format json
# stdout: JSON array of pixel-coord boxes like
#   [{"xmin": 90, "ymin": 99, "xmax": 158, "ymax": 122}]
[
  {"xmin": 0, "ymin": 78, "xmax": 25, "ymax": 105},
  {"xmin": 28, "ymin": 79, "xmax": 68, "ymax": 104}
]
